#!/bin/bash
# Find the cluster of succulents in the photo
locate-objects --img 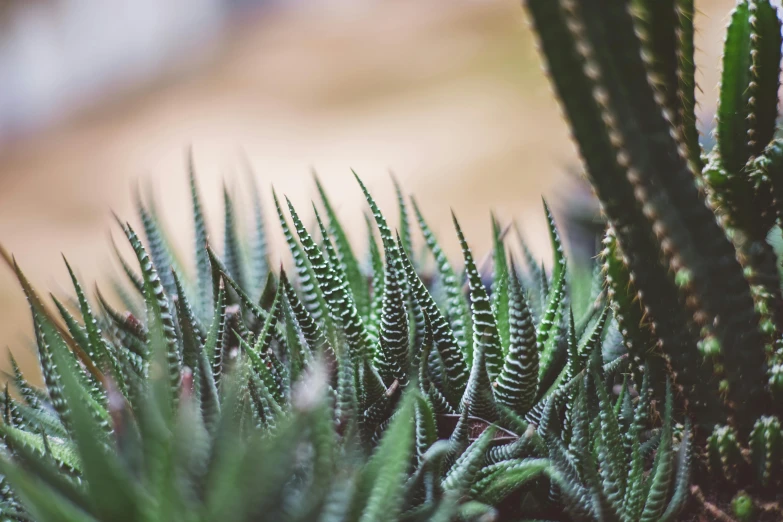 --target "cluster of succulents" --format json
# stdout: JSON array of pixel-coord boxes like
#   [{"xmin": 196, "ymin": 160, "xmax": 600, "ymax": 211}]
[
  {"xmin": 0, "ymin": 164, "xmax": 691, "ymax": 521},
  {"xmin": 1, "ymin": 0, "xmax": 783, "ymax": 520}
]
